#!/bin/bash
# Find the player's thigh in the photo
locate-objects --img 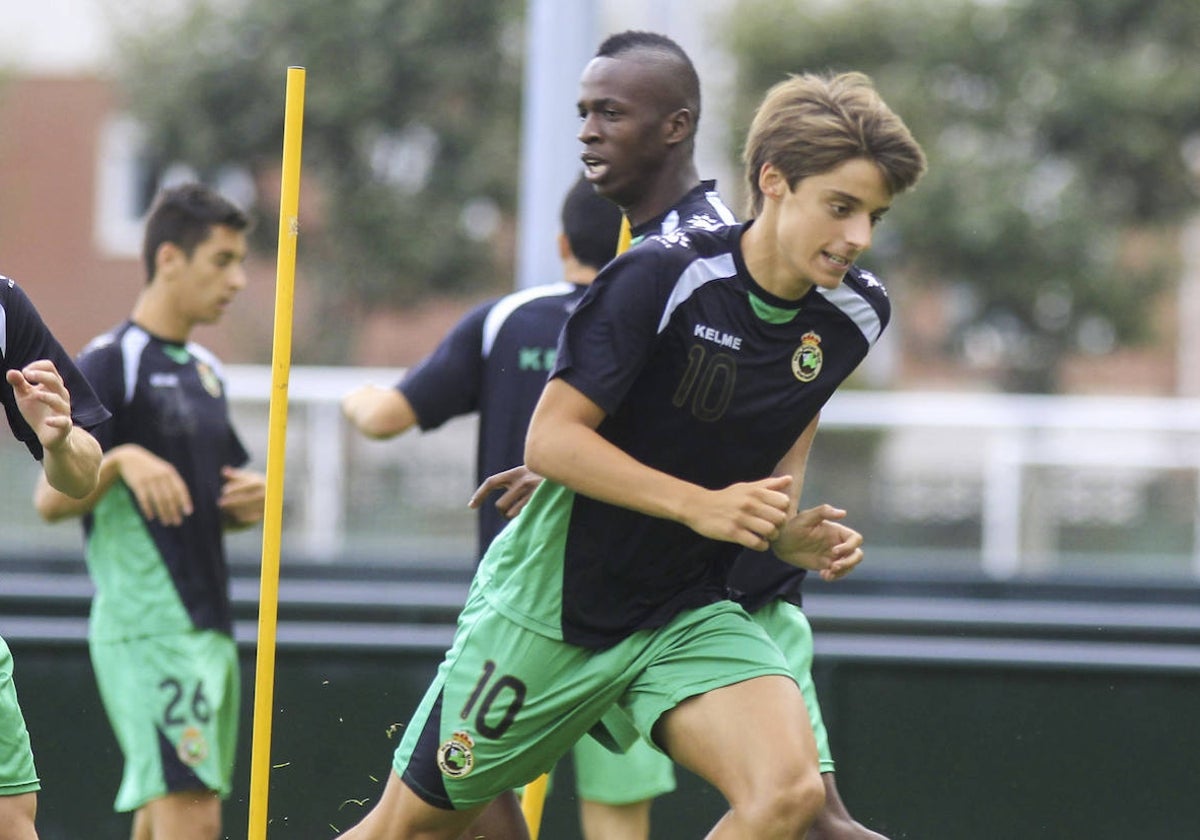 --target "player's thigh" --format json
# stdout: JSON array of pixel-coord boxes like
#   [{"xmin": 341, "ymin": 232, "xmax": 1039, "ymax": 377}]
[
  {"xmin": 621, "ymin": 602, "xmax": 813, "ymax": 800},
  {"xmin": 144, "ymin": 789, "xmax": 221, "ymax": 840},
  {"xmin": 0, "ymin": 638, "xmax": 39, "ymax": 799},
  {"xmin": 90, "ymin": 632, "xmax": 239, "ymax": 811},
  {"xmin": 393, "ymin": 601, "xmax": 637, "ymax": 811},
  {"xmin": 751, "ymin": 600, "xmax": 835, "ymax": 772},
  {"xmin": 661, "ymin": 674, "xmax": 818, "ymax": 806},
  {"xmin": 0, "ymin": 793, "xmax": 38, "ymax": 840}
]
